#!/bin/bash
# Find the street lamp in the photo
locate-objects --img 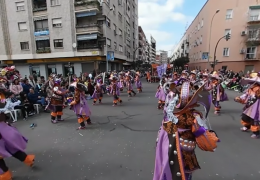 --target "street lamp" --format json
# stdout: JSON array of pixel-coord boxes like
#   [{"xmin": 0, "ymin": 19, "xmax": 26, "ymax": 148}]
[
  {"xmin": 207, "ymin": 9, "xmax": 220, "ymax": 68},
  {"xmin": 105, "ymin": 7, "xmax": 114, "ymax": 73}
]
